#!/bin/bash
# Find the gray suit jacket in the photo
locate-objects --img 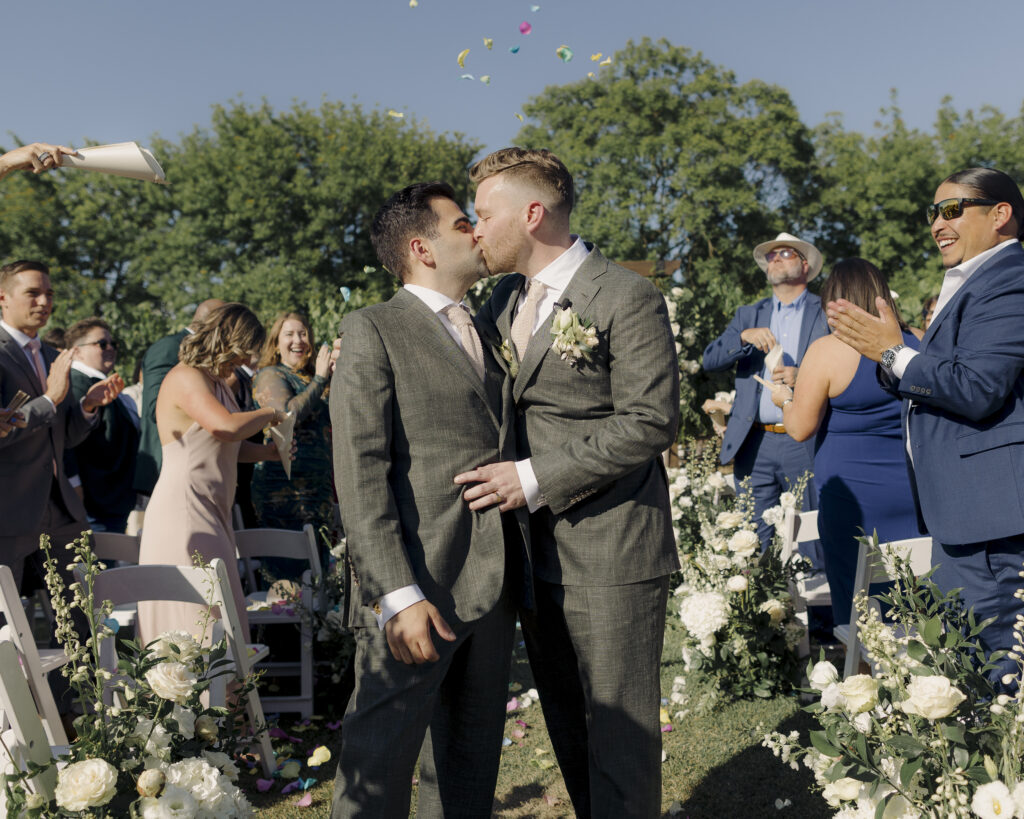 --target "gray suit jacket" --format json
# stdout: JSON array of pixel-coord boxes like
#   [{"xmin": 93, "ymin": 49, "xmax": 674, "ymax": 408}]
[
  {"xmin": 477, "ymin": 243, "xmax": 681, "ymax": 586},
  {"xmin": 0, "ymin": 328, "xmax": 93, "ymax": 538},
  {"xmin": 330, "ymin": 288, "xmax": 518, "ymax": 628}
]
